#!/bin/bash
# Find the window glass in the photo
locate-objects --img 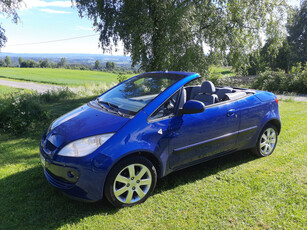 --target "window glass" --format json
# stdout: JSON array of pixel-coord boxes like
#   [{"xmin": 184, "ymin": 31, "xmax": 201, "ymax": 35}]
[
  {"xmin": 98, "ymin": 73, "xmax": 185, "ymax": 115},
  {"xmin": 184, "ymin": 76, "xmax": 202, "ymax": 86},
  {"xmin": 149, "ymin": 91, "xmax": 180, "ymax": 120}
]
